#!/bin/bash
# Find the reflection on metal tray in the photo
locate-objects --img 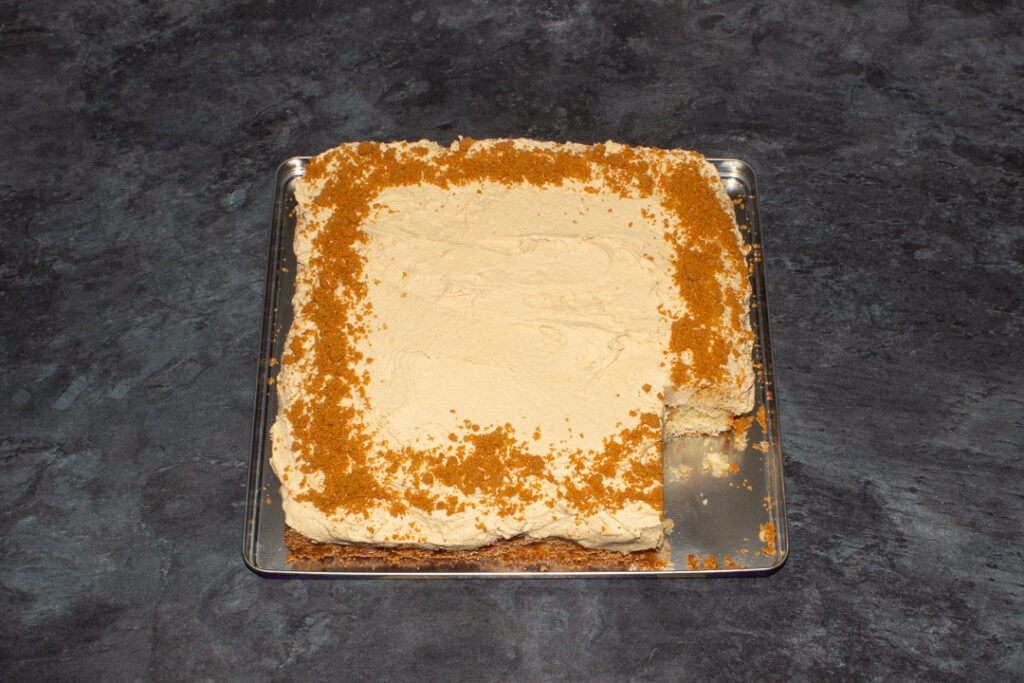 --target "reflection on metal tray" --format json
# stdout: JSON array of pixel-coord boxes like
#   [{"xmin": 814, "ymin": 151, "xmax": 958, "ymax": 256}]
[{"xmin": 243, "ymin": 156, "xmax": 788, "ymax": 578}]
